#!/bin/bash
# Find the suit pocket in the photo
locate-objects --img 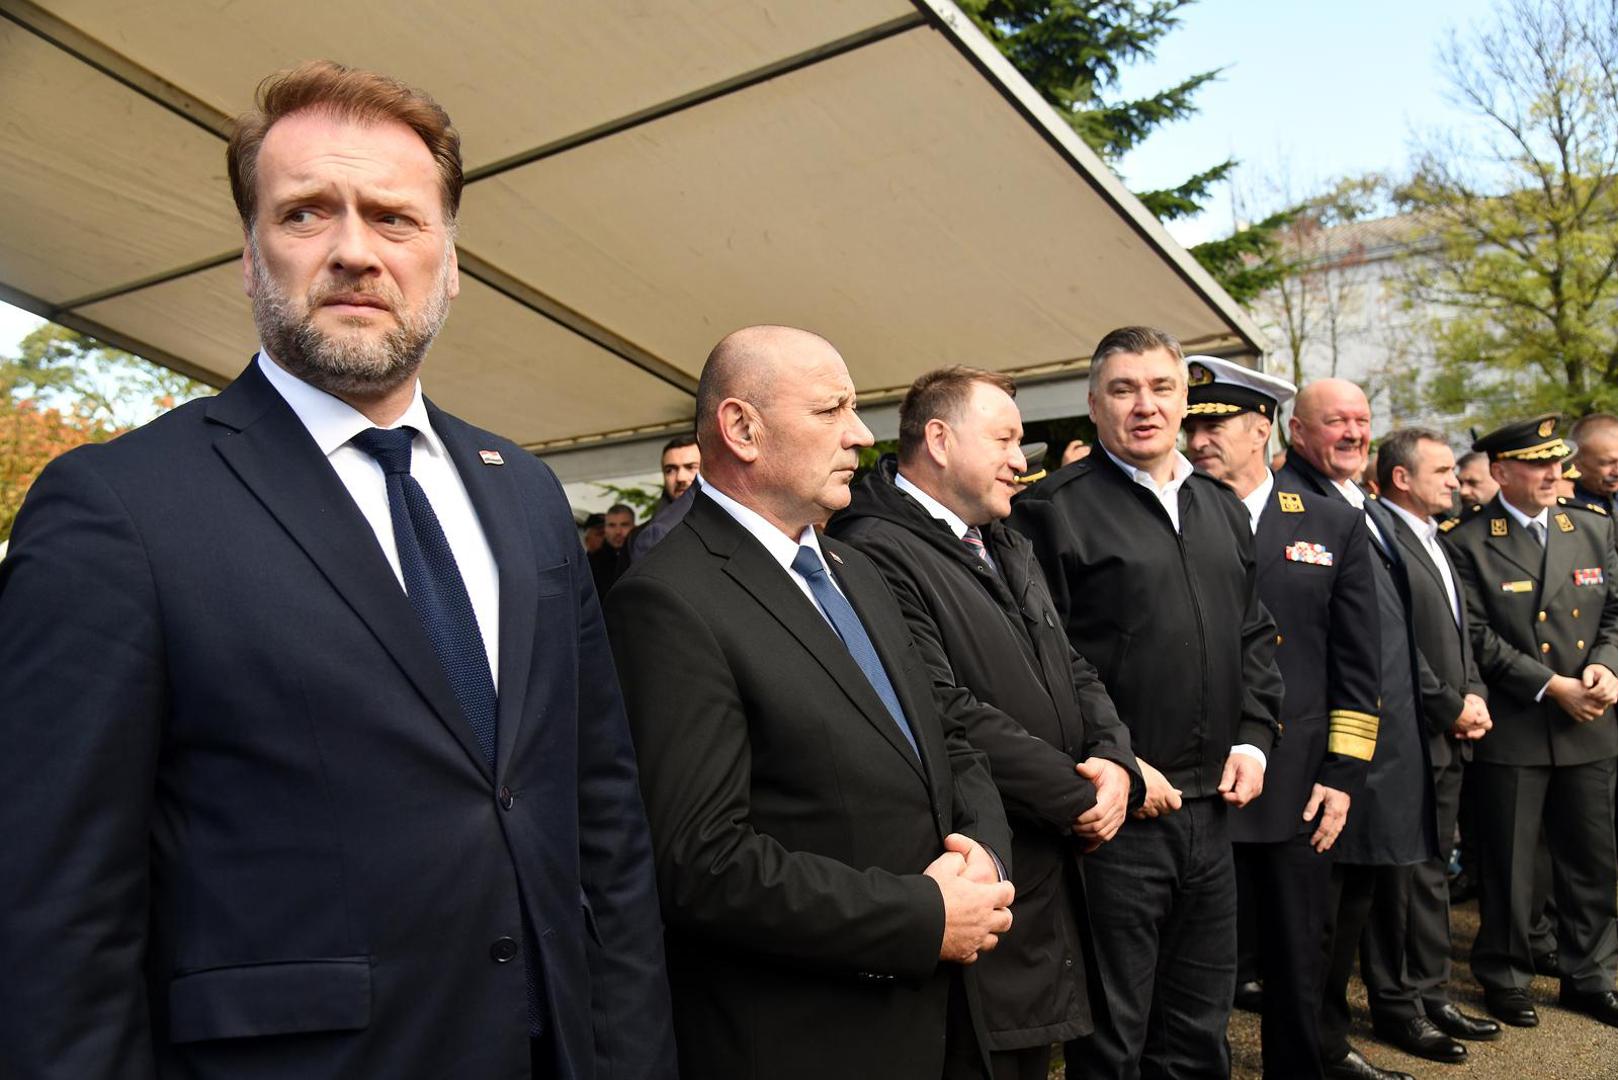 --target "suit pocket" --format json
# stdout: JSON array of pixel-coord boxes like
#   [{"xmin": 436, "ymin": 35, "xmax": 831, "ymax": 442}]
[
  {"xmin": 535, "ymin": 559, "xmax": 571, "ymax": 598},
  {"xmin": 168, "ymin": 957, "xmax": 371, "ymax": 1044}
]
